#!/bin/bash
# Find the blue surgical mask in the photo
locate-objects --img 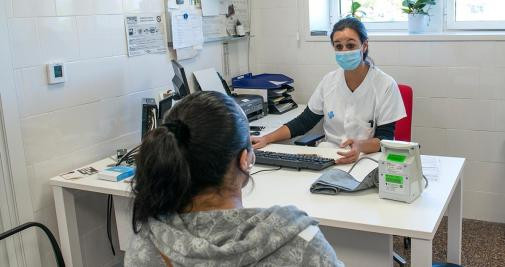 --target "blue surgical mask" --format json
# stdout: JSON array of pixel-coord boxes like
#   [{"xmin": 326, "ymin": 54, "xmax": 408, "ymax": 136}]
[{"xmin": 335, "ymin": 48, "xmax": 363, "ymax": 70}]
